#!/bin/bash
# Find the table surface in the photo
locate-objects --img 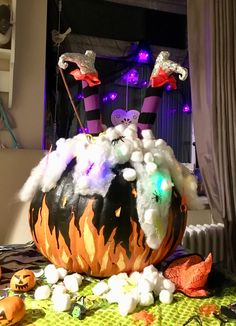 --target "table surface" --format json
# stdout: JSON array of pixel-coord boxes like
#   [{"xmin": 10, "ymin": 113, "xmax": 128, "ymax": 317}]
[{"xmin": 1, "ymin": 243, "xmax": 236, "ymax": 326}]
